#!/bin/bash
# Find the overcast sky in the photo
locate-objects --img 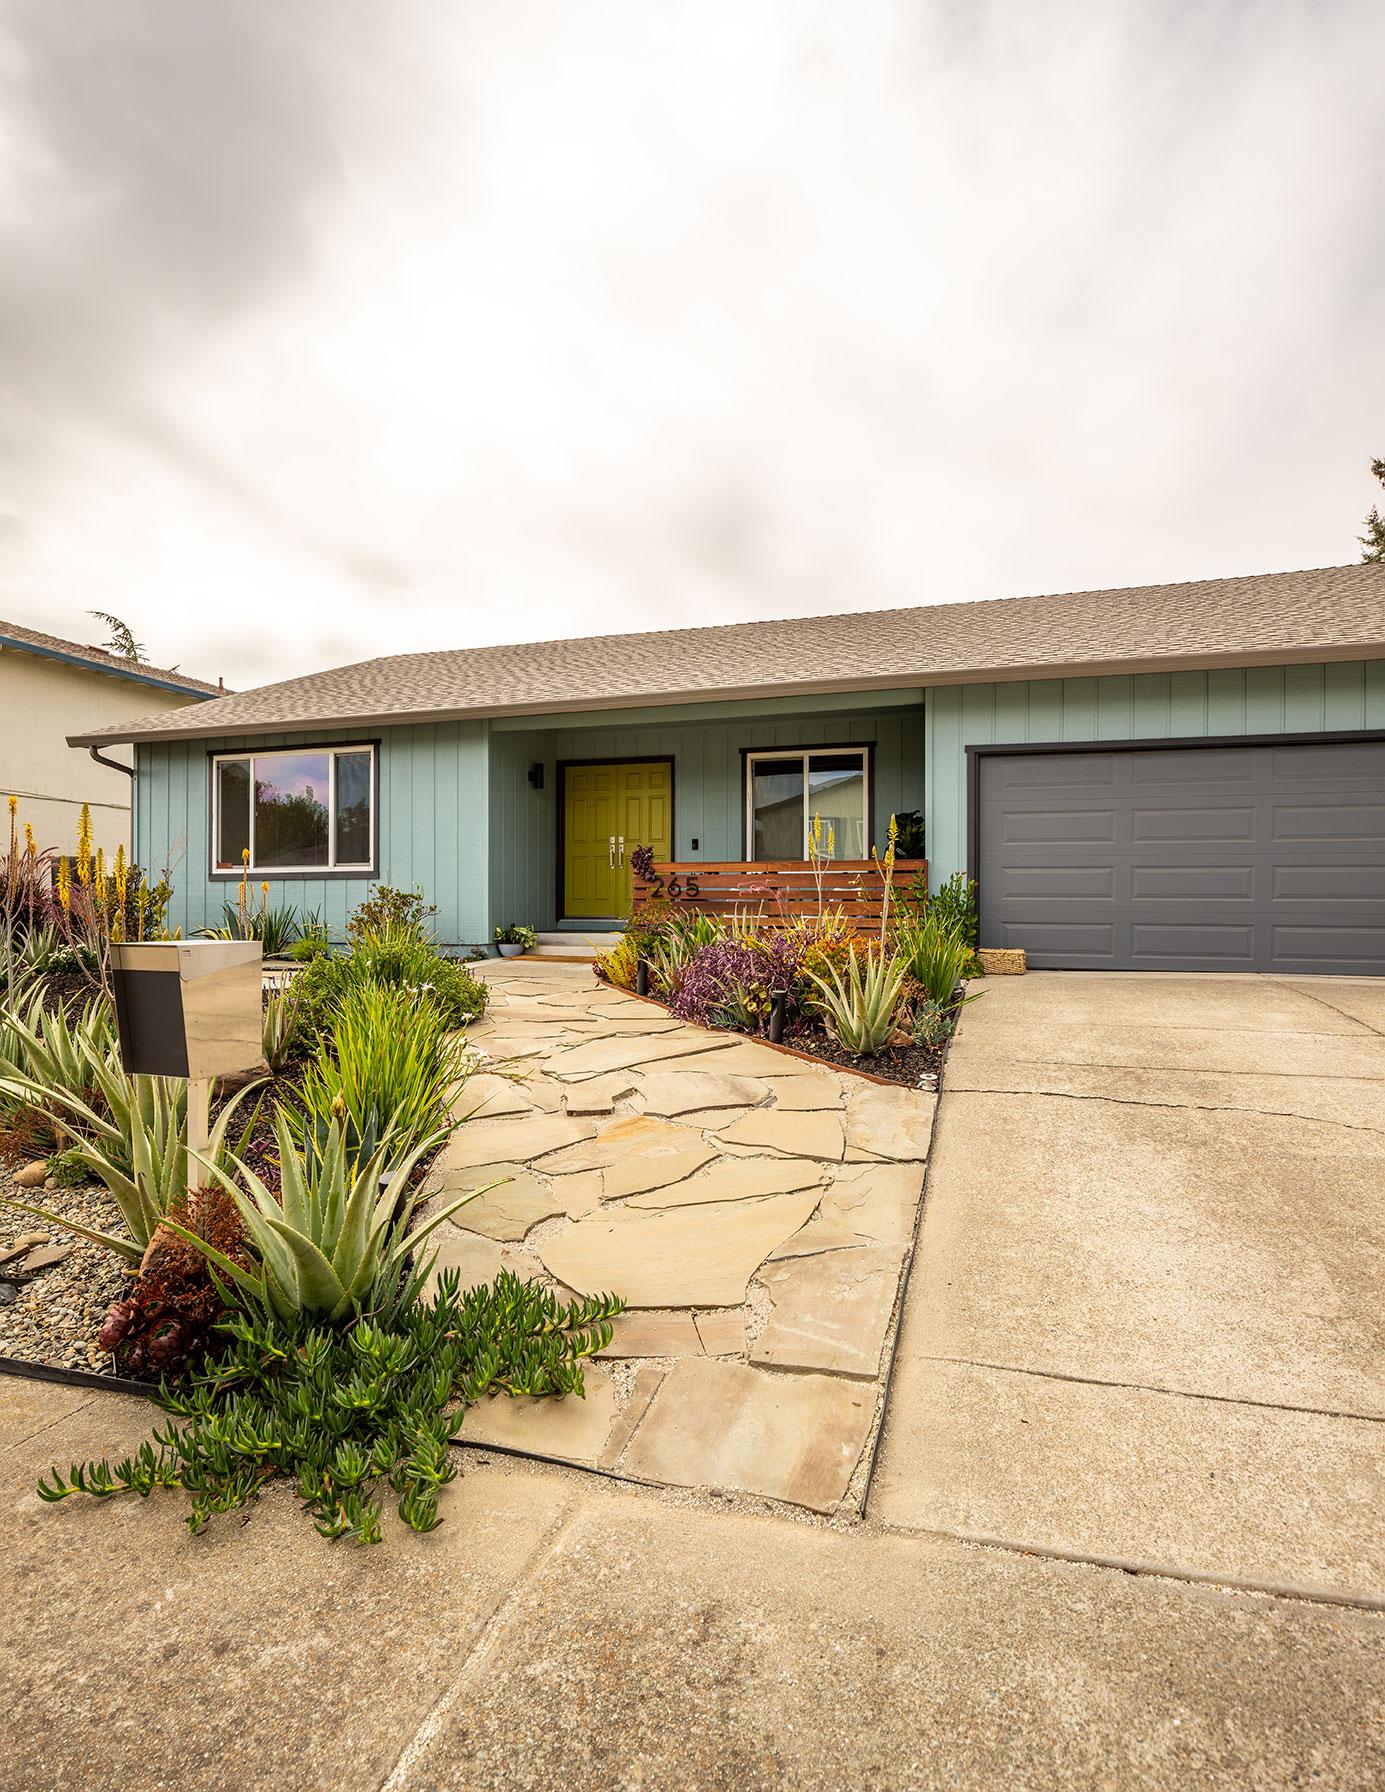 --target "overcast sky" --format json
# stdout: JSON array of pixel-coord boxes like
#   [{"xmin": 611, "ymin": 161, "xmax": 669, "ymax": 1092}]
[{"xmin": 0, "ymin": 0, "xmax": 1381, "ymax": 690}]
